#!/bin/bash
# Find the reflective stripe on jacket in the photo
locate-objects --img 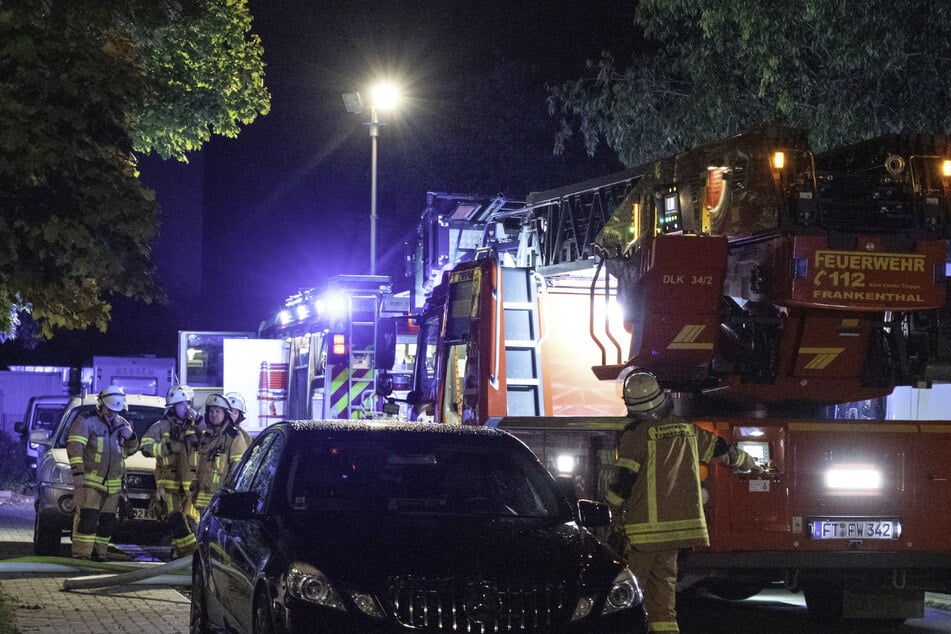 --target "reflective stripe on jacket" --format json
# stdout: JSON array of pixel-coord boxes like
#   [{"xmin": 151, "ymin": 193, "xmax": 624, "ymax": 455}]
[
  {"xmin": 66, "ymin": 412, "xmax": 138, "ymax": 495},
  {"xmin": 607, "ymin": 415, "xmax": 726, "ymax": 551},
  {"xmin": 140, "ymin": 413, "xmax": 200, "ymax": 492},
  {"xmin": 194, "ymin": 424, "xmax": 248, "ymax": 508}
]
